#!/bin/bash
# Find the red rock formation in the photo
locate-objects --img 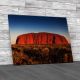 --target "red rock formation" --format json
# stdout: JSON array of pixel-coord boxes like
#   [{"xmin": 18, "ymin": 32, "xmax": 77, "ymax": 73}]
[{"xmin": 16, "ymin": 32, "xmax": 69, "ymax": 45}]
